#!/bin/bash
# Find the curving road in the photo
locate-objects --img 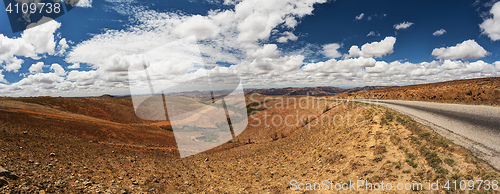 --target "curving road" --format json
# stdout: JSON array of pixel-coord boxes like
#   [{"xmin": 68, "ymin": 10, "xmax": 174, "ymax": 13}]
[{"xmin": 363, "ymin": 100, "xmax": 500, "ymax": 171}]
